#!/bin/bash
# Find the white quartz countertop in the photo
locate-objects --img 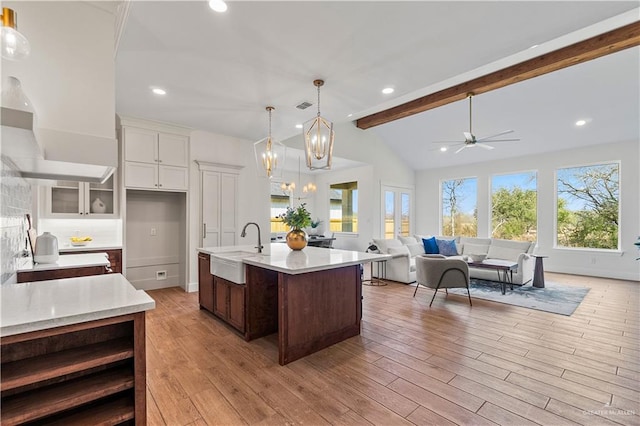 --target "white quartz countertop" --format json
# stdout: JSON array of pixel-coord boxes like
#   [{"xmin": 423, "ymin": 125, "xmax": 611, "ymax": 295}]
[
  {"xmin": 17, "ymin": 253, "xmax": 110, "ymax": 272},
  {"xmin": 1, "ymin": 273, "xmax": 155, "ymax": 337},
  {"xmin": 59, "ymin": 245, "xmax": 122, "ymax": 253},
  {"xmin": 198, "ymin": 243, "xmax": 391, "ymax": 275}
]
